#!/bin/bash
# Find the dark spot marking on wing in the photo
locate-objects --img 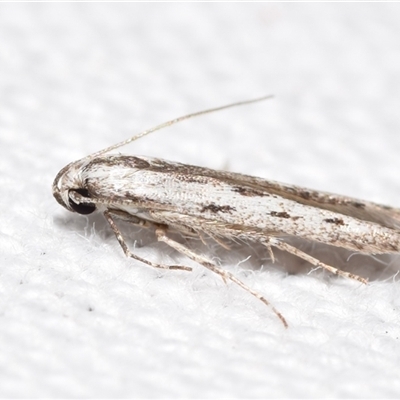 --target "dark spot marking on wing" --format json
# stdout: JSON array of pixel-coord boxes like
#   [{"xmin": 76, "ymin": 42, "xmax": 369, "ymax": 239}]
[
  {"xmin": 270, "ymin": 211, "xmax": 291, "ymax": 219},
  {"xmin": 232, "ymin": 186, "xmax": 269, "ymax": 197},
  {"xmin": 324, "ymin": 217, "xmax": 345, "ymax": 226},
  {"xmin": 351, "ymin": 201, "xmax": 366, "ymax": 209},
  {"xmin": 299, "ymin": 190, "xmax": 311, "ymax": 200},
  {"xmin": 131, "ymin": 157, "xmax": 152, "ymax": 169},
  {"xmin": 122, "ymin": 192, "xmax": 145, "ymax": 202},
  {"xmin": 201, "ymin": 204, "xmax": 236, "ymax": 213}
]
